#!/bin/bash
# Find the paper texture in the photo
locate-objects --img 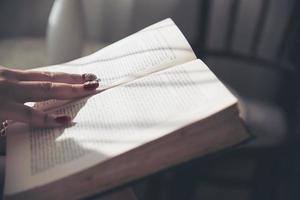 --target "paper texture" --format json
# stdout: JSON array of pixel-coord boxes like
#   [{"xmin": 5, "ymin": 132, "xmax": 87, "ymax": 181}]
[
  {"xmin": 5, "ymin": 19, "xmax": 236, "ymax": 195},
  {"xmin": 33, "ymin": 18, "xmax": 196, "ymax": 110},
  {"xmin": 5, "ymin": 59, "xmax": 236, "ymax": 195}
]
